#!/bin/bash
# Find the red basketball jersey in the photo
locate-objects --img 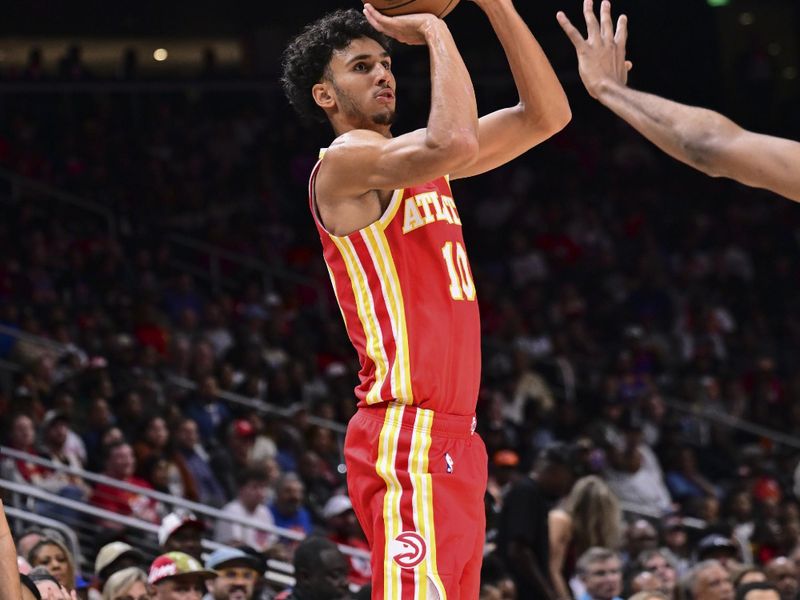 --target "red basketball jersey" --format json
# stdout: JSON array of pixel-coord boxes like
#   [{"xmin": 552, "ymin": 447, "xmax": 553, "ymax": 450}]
[{"xmin": 309, "ymin": 156, "xmax": 480, "ymax": 416}]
